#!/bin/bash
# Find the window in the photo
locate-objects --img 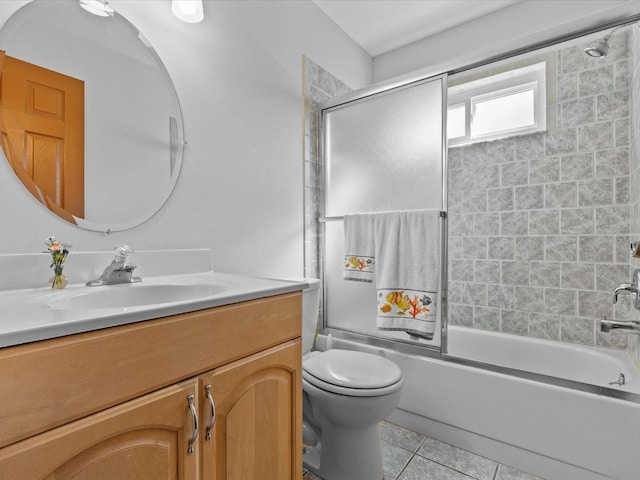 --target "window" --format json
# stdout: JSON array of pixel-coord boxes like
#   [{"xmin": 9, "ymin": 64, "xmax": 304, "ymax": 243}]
[{"xmin": 447, "ymin": 62, "xmax": 546, "ymax": 146}]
